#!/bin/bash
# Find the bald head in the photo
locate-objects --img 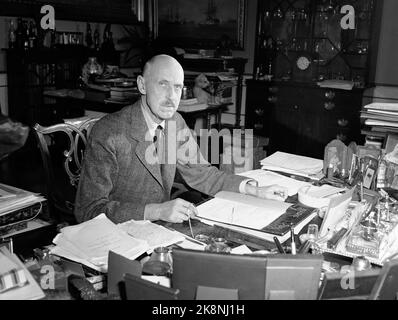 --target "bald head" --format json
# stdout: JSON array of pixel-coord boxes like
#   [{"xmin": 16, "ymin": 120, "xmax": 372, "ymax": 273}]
[
  {"xmin": 143, "ymin": 55, "xmax": 184, "ymax": 80},
  {"xmin": 137, "ymin": 54, "xmax": 185, "ymax": 122}
]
